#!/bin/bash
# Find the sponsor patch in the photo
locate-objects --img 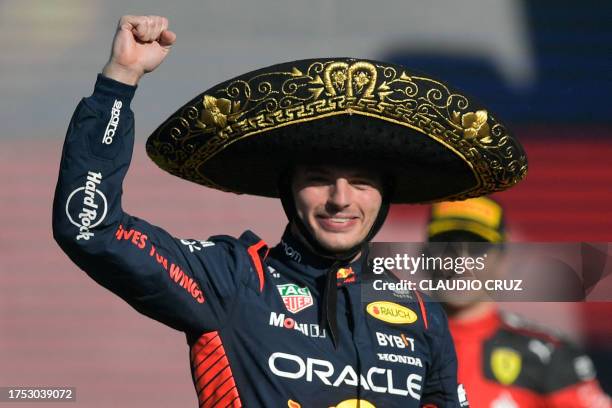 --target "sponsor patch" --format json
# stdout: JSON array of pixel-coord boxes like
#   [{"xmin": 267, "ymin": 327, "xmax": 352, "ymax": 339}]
[
  {"xmin": 269, "ymin": 312, "xmax": 326, "ymax": 338},
  {"xmin": 366, "ymin": 302, "xmax": 418, "ymax": 325},
  {"xmin": 277, "ymin": 283, "xmax": 313, "ymax": 313},
  {"xmin": 268, "ymin": 266, "xmax": 280, "ymax": 279},
  {"xmin": 491, "ymin": 348, "xmax": 522, "ymax": 385},
  {"xmin": 102, "ymin": 99, "xmax": 123, "ymax": 145},
  {"xmin": 65, "ymin": 171, "xmax": 107, "ymax": 241},
  {"xmin": 391, "ymin": 288, "xmax": 413, "ymax": 300},
  {"xmin": 280, "ymin": 240, "xmax": 301, "ymax": 262},
  {"xmin": 336, "ymin": 267, "xmax": 353, "ymax": 279},
  {"xmin": 491, "ymin": 391, "xmax": 517, "ymax": 408},
  {"xmin": 458, "ymin": 384, "xmax": 469, "ymax": 407},
  {"xmin": 268, "ymin": 352, "xmax": 422, "ymax": 400},
  {"xmin": 332, "ymin": 399, "xmax": 375, "ymax": 408},
  {"xmin": 180, "ymin": 239, "xmax": 215, "ymax": 253},
  {"xmin": 113, "ymin": 225, "xmax": 206, "ymax": 304},
  {"xmin": 574, "ymin": 355, "xmax": 595, "ymax": 381},
  {"xmin": 375, "ymin": 331, "xmax": 415, "ymax": 351},
  {"xmin": 528, "ymin": 339, "xmax": 552, "ymax": 364},
  {"xmin": 336, "ymin": 267, "xmax": 356, "ymax": 286},
  {"xmin": 377, "ymin": 353, "xmax": 422, "ymax": 367}
]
